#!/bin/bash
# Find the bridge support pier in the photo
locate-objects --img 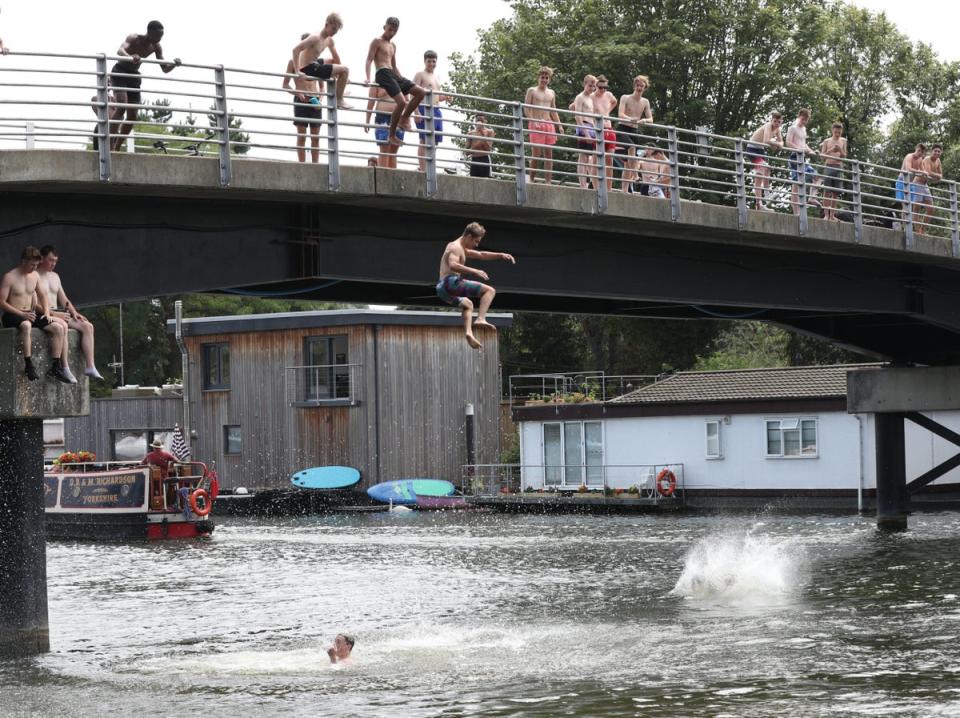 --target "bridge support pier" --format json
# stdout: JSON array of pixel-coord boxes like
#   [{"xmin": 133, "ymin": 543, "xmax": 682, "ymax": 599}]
[
  {"xmin": 873, "ymin": 412, "xmax": 909, "ymax": 531},
  {"xmin": 0, "ymin": 419, "xmax": 49, "ymax": 656},
  {"xmin": 0, "ymin": 329, "xmax": 89, "ymax": 657},
  {"xmin": 849, "ymin": 365, "xmax": 960, "ymax": 532}
]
